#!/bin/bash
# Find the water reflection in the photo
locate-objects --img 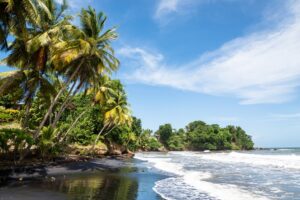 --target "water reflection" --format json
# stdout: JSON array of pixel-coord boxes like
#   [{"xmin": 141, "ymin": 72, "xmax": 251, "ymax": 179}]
[
  {"xmin": 0, "ymin": 160, "xmax": 166, "ymax": 200},
  {"xmin": 41, "ymin": 172, "xmax": 138, "ymax": 200},
  {"xmin": 0, "ymin": 171, "xmax": 139, "ymax": 200}
]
